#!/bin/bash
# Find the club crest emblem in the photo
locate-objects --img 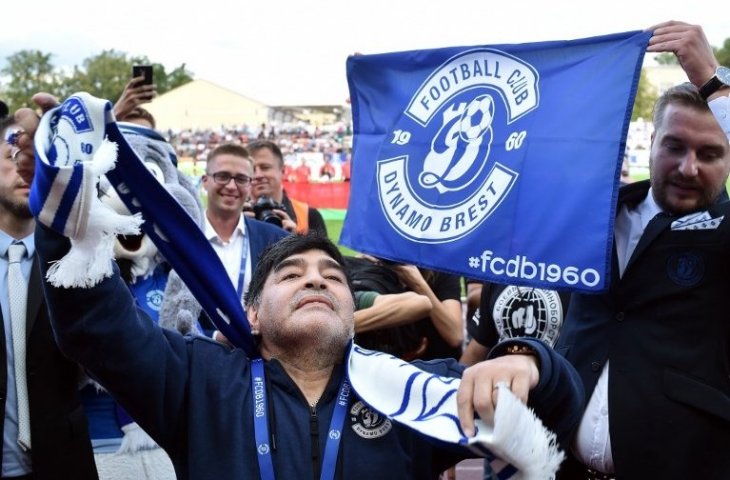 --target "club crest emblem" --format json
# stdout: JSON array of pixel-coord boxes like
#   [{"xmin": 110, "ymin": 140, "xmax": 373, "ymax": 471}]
[
  {"xmin": 350, "ymin": 401, "xmax": 392, "ymax": 439},
  {"xmin": 666, "ymin": 252, "xmax": 704, "ymax": 287},
  {"xmin": 145, "ymin": 288, "xmax": 164, "ymax": 312},
  {"xmin": 376, "ymin": 49, "xmax": 539, "ymax": 243}
]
